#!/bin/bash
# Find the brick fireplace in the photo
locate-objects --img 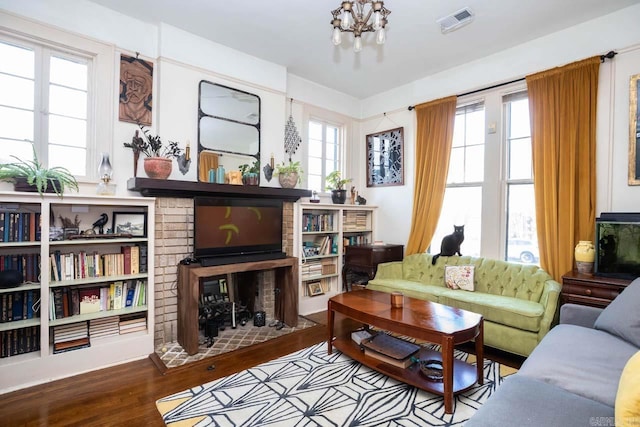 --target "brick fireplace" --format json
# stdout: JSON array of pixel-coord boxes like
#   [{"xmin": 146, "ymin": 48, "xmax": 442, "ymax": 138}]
[{"xmin": 127, "ymin": 178, "xmax": 307, "ymax": 347}]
